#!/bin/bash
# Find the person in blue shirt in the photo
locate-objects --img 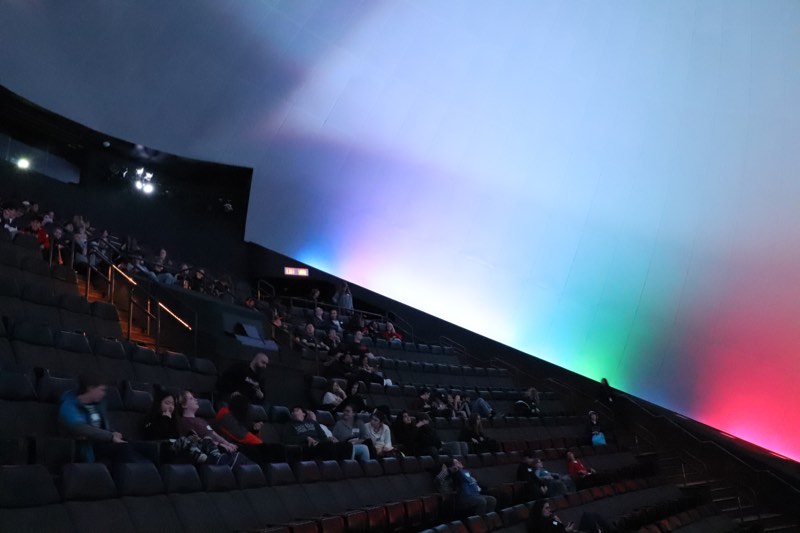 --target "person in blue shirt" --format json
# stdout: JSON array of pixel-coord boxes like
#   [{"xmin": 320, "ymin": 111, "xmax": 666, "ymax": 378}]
[
  {"xmin": 58, "ymin": 372, "xmax": 147, "ymax": 463},
  {"xmin": 437, "ymin": 457, "xmax": 496, "ymax": 516}
]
